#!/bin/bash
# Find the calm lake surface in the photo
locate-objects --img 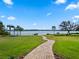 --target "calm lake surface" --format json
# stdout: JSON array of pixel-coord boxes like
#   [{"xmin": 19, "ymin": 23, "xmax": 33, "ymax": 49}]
[{"xmin": 10, "ymin": 31, "xmax": 79, "ymax": 35}]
